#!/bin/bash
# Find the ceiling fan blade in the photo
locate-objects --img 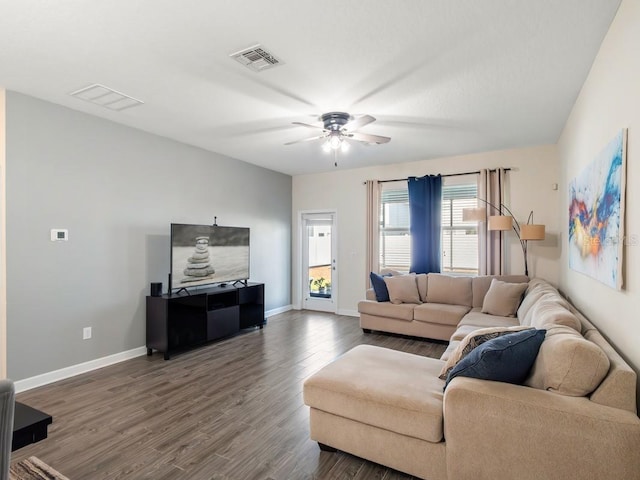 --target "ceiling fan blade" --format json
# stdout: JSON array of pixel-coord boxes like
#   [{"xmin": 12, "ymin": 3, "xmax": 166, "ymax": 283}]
[
  {"xmin": 349, "ymin": 132, "xmax": 391, "ymax": 144},
  {"xmin": 292, "ymin": 121, "xmax": 325, "ymax": 131},
  {"xmin": 284, "ymin": 134, "xmax": 327, "ymax": 146},
  {"xmin": 344, "ymin": 114, "xmax": 376, "ymax": 131}
]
